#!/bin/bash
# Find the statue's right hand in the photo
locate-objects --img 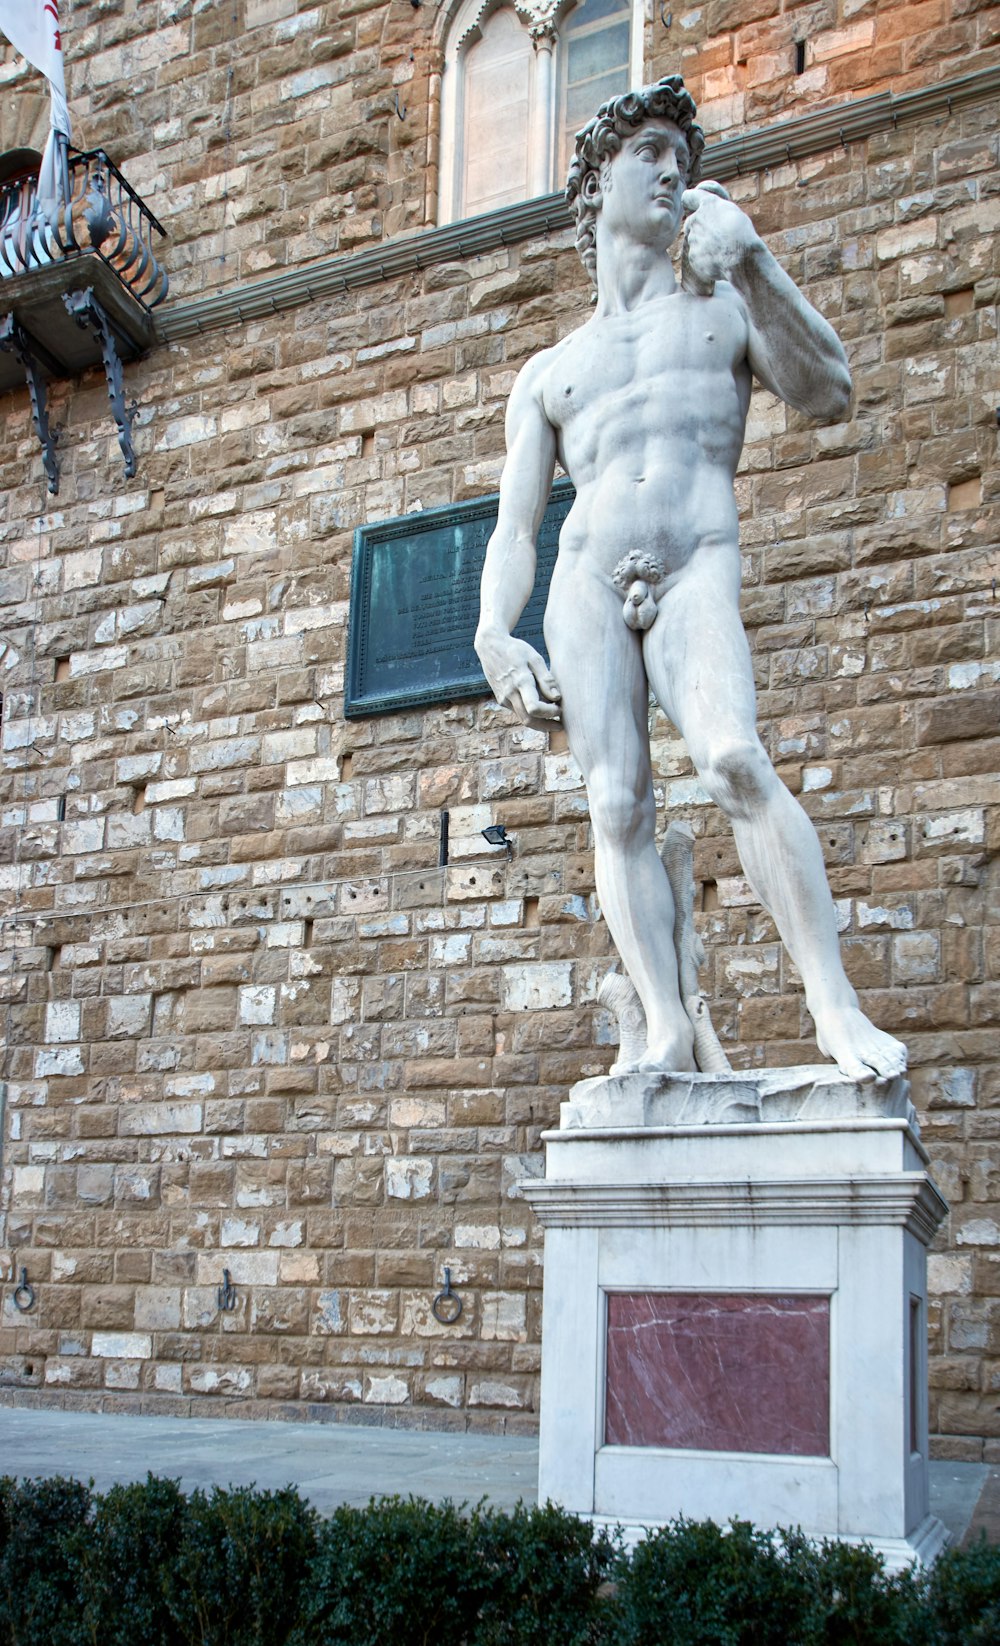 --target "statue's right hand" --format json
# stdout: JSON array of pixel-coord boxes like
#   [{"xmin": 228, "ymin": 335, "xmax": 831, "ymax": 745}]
[
  {"xmin": 680, "ymin": 180, "xmax": 758, "ymax": 297},
  {"xmin": 474, "ymin": 628, "xmax": 562, "ymax": 727}
]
